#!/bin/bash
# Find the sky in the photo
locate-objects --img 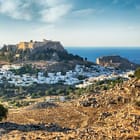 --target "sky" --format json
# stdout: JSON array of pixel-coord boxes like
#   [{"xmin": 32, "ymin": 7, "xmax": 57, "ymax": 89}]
[{"xmin": 0, "ymin": 0, "xmax": 140, "ymax": 47}]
